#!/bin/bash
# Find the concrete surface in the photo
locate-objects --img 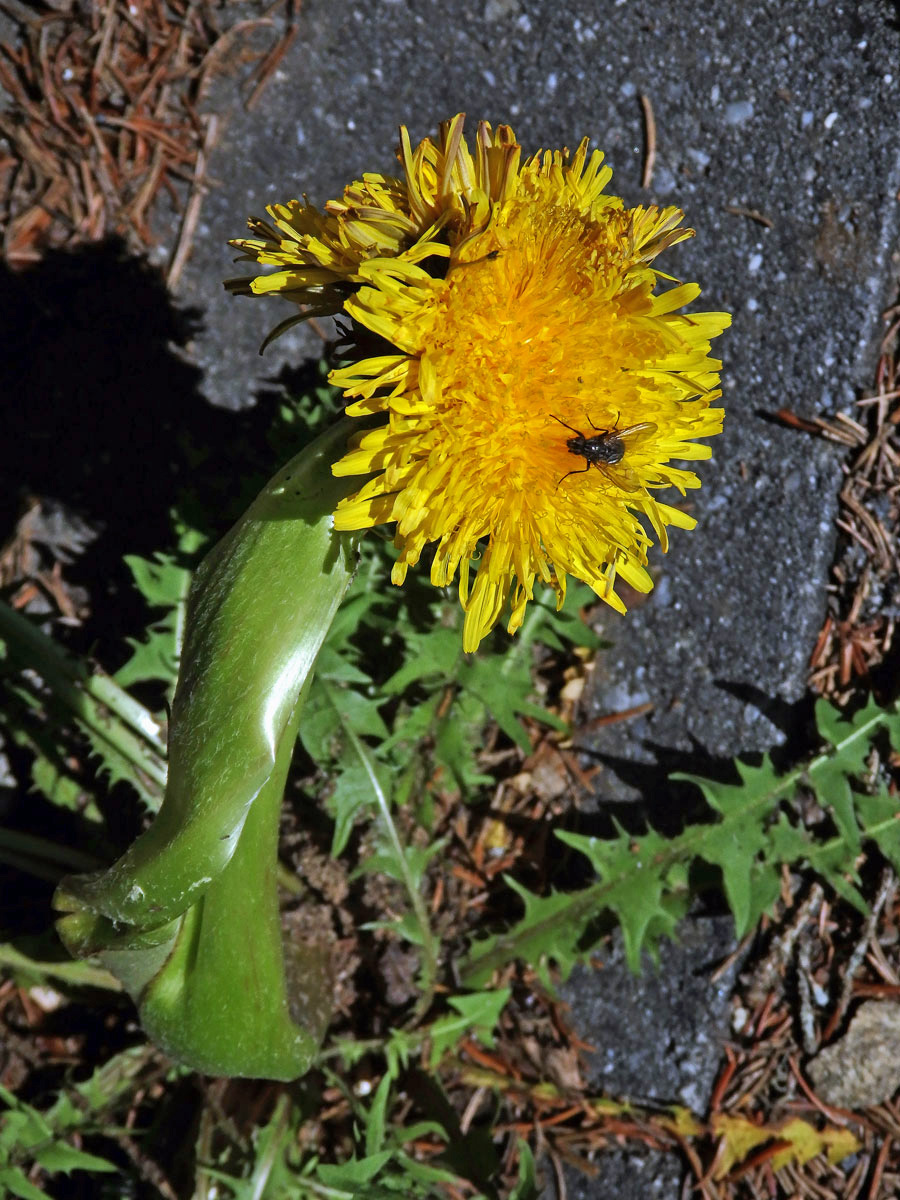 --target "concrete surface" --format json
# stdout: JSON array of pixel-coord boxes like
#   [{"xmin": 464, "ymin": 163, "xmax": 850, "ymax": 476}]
[
  {"xmin": 157, "ymin": 1, "xmax": 900, "ymax": 1195},
  {"xmin": 556, "ymin": 918, "xmax": 740, "ymax": 1199},
  {"xmin": 171, "ymin": 0, "xmax": 900, "ymax": 754},
  {"xmin": 554, "ymin": 917, "xmax": 738, "ymax": 1198}
]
